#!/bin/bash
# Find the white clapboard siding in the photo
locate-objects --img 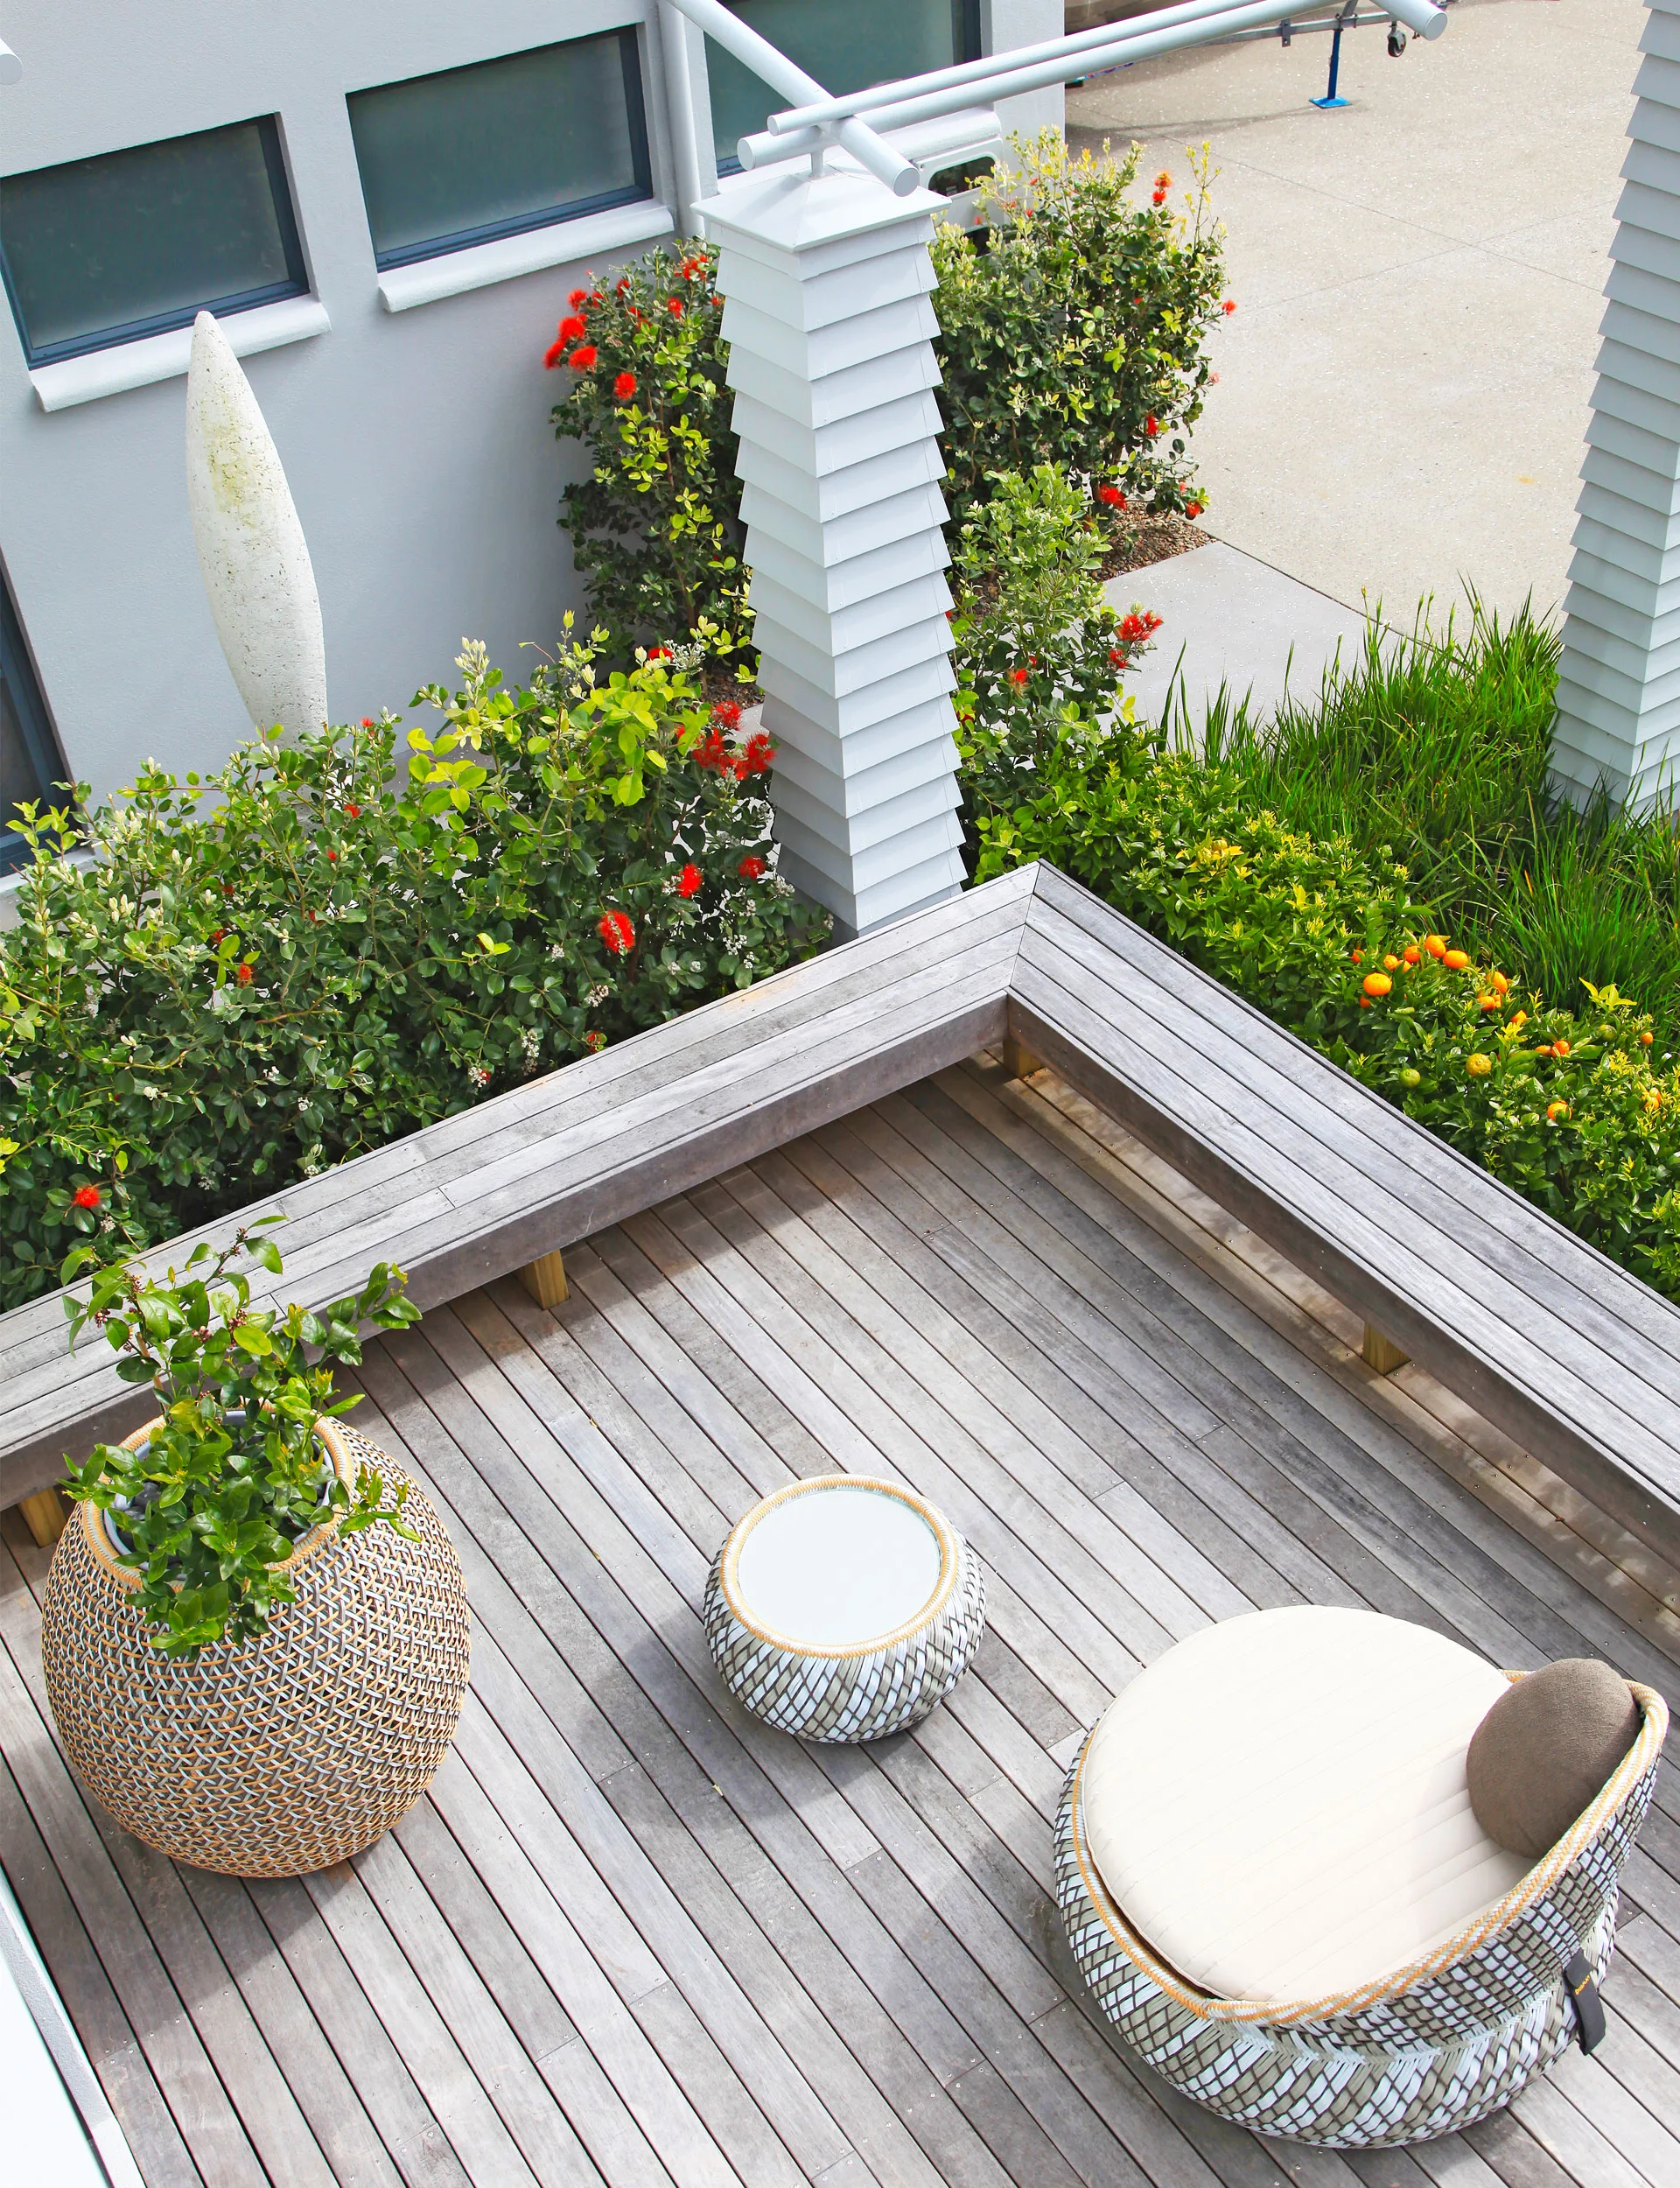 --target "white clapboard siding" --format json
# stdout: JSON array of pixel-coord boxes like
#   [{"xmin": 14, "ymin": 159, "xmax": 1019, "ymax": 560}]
[
  {"xmin": 1552, "ymin": 1, "xmax": 1680, "ymax": 810},
  {"xmin": 704, "ymin": 168, "xmax": 968, "ymax": 936}
]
